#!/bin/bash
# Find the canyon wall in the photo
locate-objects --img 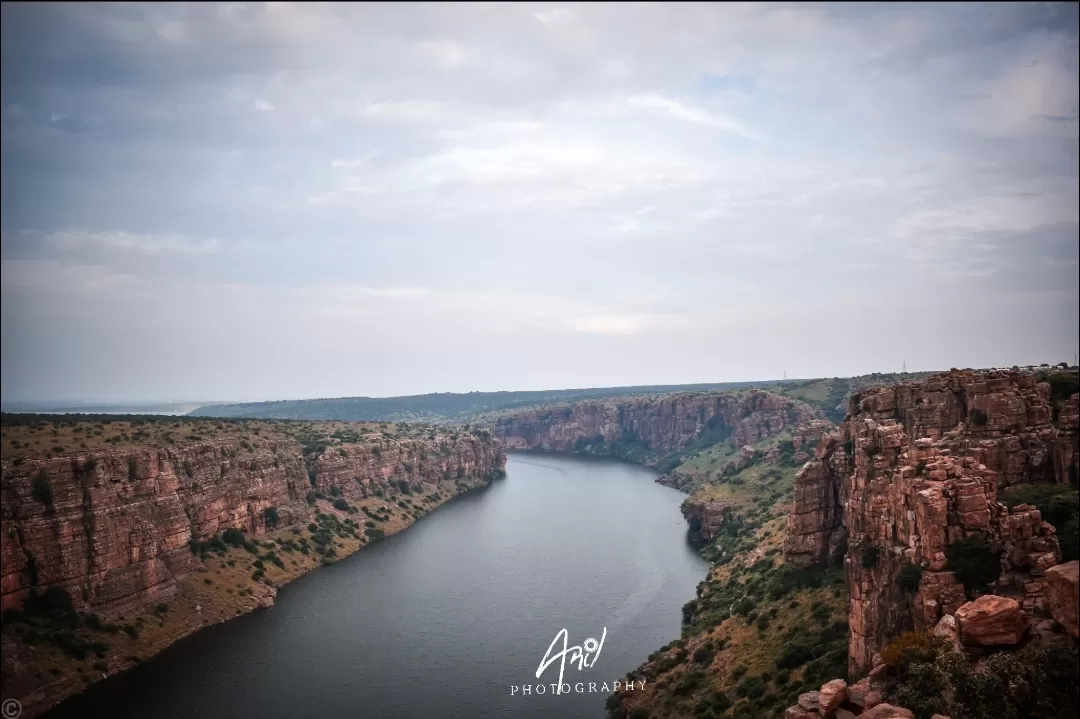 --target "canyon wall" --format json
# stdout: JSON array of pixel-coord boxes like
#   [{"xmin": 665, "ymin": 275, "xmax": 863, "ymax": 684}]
[
  {"xmin": 0, "ymin": 431, "xmax": 505, "ymax": 619},
  {"xmin": 307, "ymin": 430, "xmax": 505, "ymax": 502},
  {"xmin": 492, "ymin": 389, "xmax": 823, "ymax": 456},
  {"xmin": 783, "ymin": 368, "xmax": 1079, "ymax": 677}
]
